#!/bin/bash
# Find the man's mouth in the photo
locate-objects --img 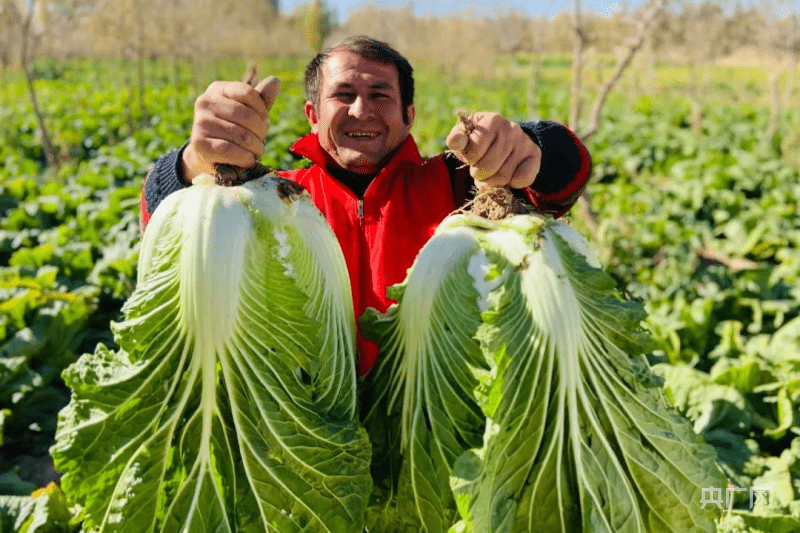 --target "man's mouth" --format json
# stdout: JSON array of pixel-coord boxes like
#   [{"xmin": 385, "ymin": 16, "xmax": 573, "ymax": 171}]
[{"xmin": 344, "ymin": 131, "xmax": 380, "ymax": 139}]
